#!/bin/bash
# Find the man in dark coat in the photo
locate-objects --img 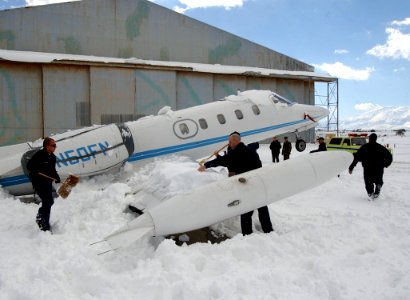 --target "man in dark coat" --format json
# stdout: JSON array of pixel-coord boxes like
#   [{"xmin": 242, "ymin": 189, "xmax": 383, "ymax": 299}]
[
  {"xmin": 310, "ymin": 137, "xmax": 327, "ymax": 153},
  {"xmin": 349, "ymin": 133, "xmax": 393, "ymax": 200},
  {"xmin": 282, "ymin": 136, "xmax": 292, "ymax": 160},
  {"xmin": 269, "ymin": 136, "xmax": 281, "ymax": 163},
  {"xmin": 198, "ymin": 131, "xmax": 273, "ymax": 235},
  {"xmin": 27, "ymin": 137, "xmax": 61, "ymax": 231}
]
